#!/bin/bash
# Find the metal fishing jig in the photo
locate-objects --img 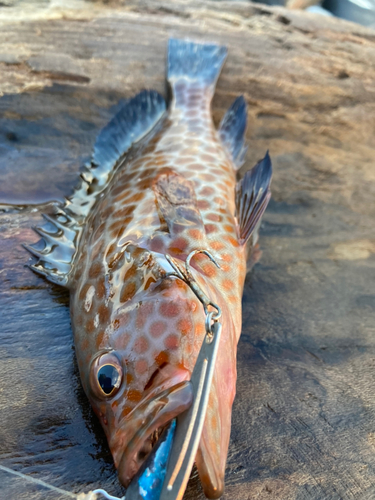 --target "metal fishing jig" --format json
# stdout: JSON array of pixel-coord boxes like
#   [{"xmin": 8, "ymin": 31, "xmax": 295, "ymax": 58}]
[
  {"xmin": 124, "ymin": 250, "xmax": 223, "ymax": 499},
  {"xmin": 160, "ymin": 320, "xmax": 222, "ymax": 499}
]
